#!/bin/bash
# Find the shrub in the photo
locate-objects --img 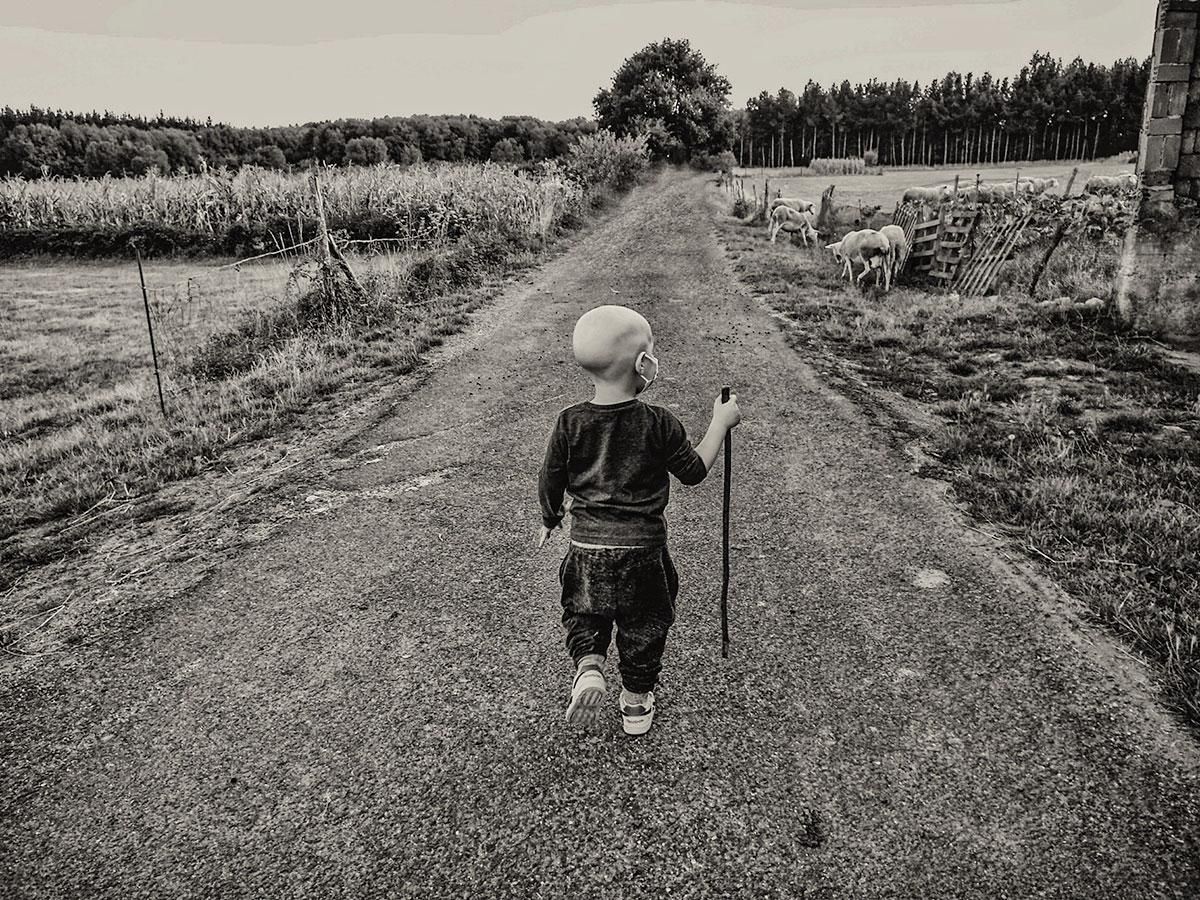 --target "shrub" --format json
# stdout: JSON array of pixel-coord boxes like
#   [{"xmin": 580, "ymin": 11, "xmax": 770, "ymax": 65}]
[
  {"xmin": 565, "ymin": 130, "xmax": 650, "ymax": 192},
  {"xmin": 863, "ymin": 148, "xmax": 879, "ymax": 167},
  {"xmin": 186, "ymin": 305, "xmax": 302, "ymax": 379},
  {"xmin": 252, "ymin": 146, "xmax": 288, "ymax": 170},
  {"xmin": 489, "ymin": 138, "xmax": 525, "ymax": 164},
  {"xmin": 344, "ymin": 137, "xmax": 388, "ymax": 167},
  {"xmin": 692, "ymin": 150, "xmax": 737, "ymax": 173}
]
